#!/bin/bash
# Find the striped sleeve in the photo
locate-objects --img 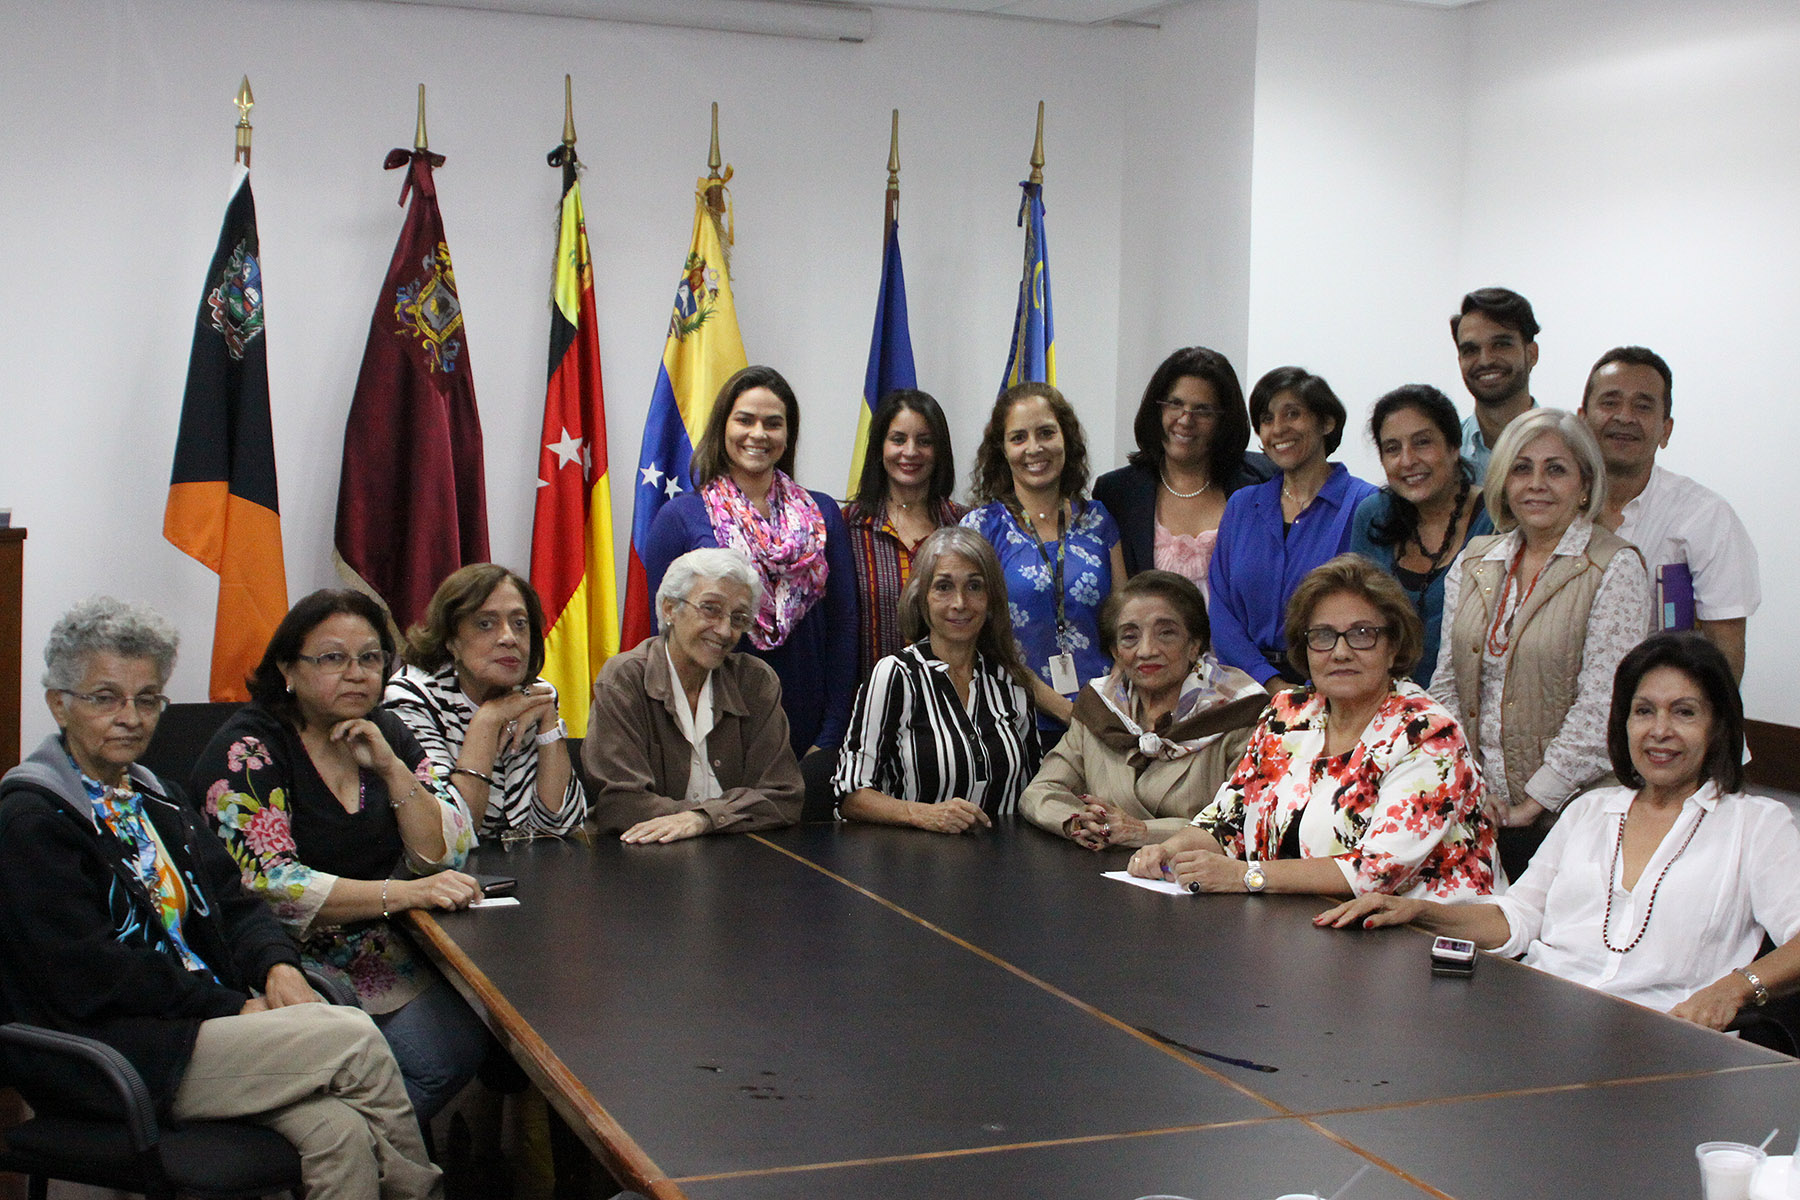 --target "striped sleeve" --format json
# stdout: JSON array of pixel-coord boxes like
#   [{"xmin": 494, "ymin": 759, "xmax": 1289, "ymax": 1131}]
[{"xmin": 833, "ymin": 653, "xmax": 913, "ymax": 803}]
